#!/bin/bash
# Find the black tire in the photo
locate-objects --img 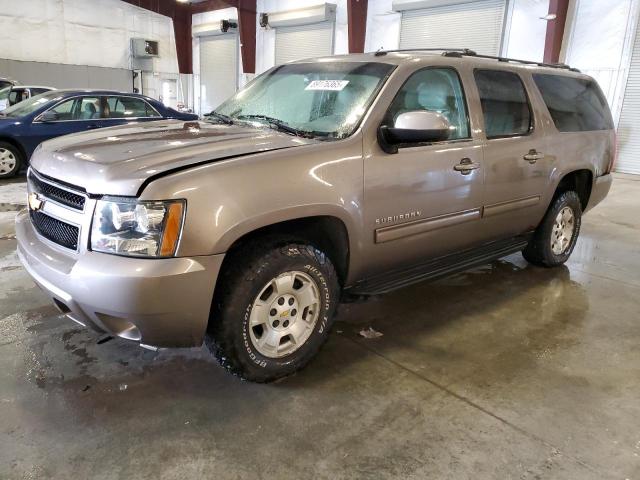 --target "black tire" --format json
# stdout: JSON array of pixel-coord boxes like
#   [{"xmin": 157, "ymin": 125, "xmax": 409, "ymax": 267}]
[
  {"xmin": 523, "ymin": 191, "xmax": 582, "ymax": 267},
  {"xmin": 205, "ymin": 240, "xmax": 340, "ymax": 382},
  {"xmin": 0, "ymin": 142, "xmax": 23, "ymax": 179}
]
